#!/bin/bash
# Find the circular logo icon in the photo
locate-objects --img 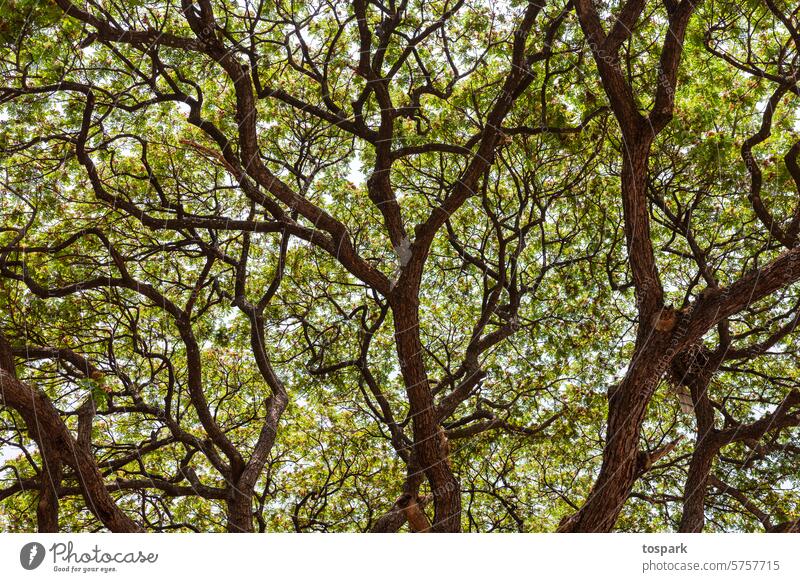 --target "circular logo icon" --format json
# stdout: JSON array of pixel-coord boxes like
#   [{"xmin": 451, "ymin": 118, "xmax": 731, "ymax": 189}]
[{"xmin": 20, "ymin": 542, "xmax": 46, "ymax": 570}]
